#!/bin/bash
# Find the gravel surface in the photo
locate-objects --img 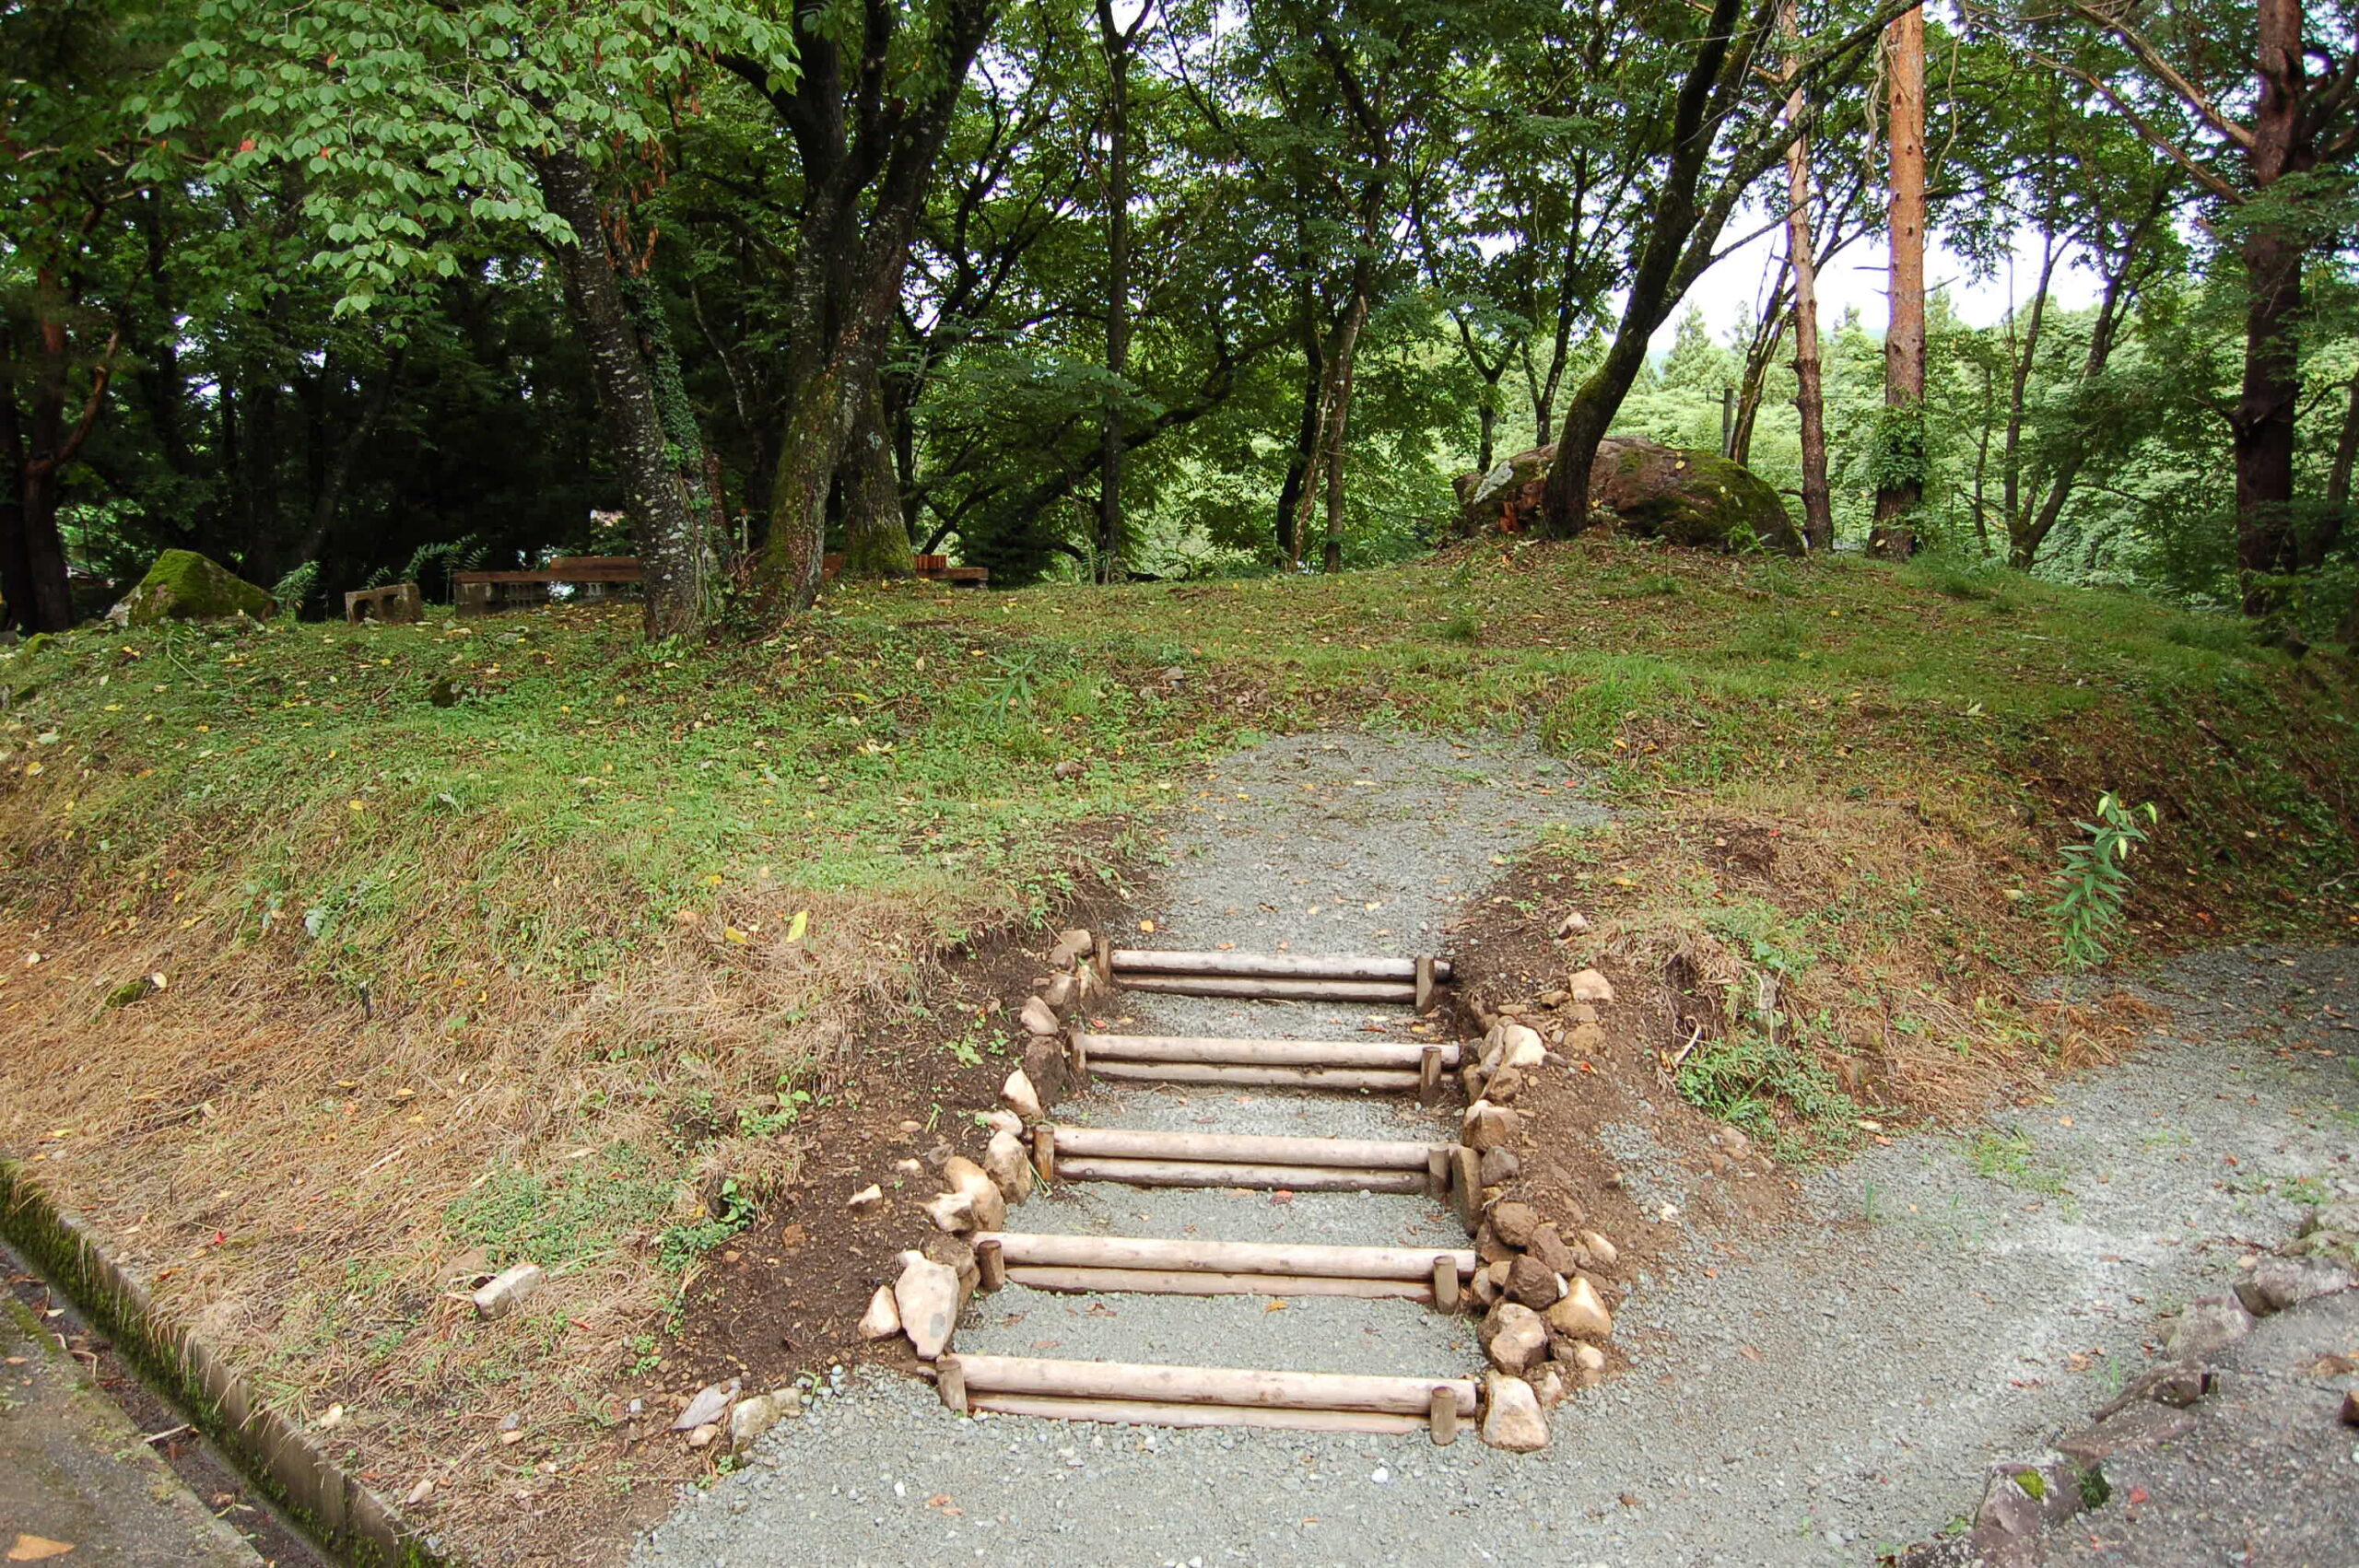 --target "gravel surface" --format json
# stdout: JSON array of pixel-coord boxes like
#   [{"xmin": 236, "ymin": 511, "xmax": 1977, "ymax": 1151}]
[{"xmin": 635, "ymin": 730, "xmax": 2359, "ymax": 1568}]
